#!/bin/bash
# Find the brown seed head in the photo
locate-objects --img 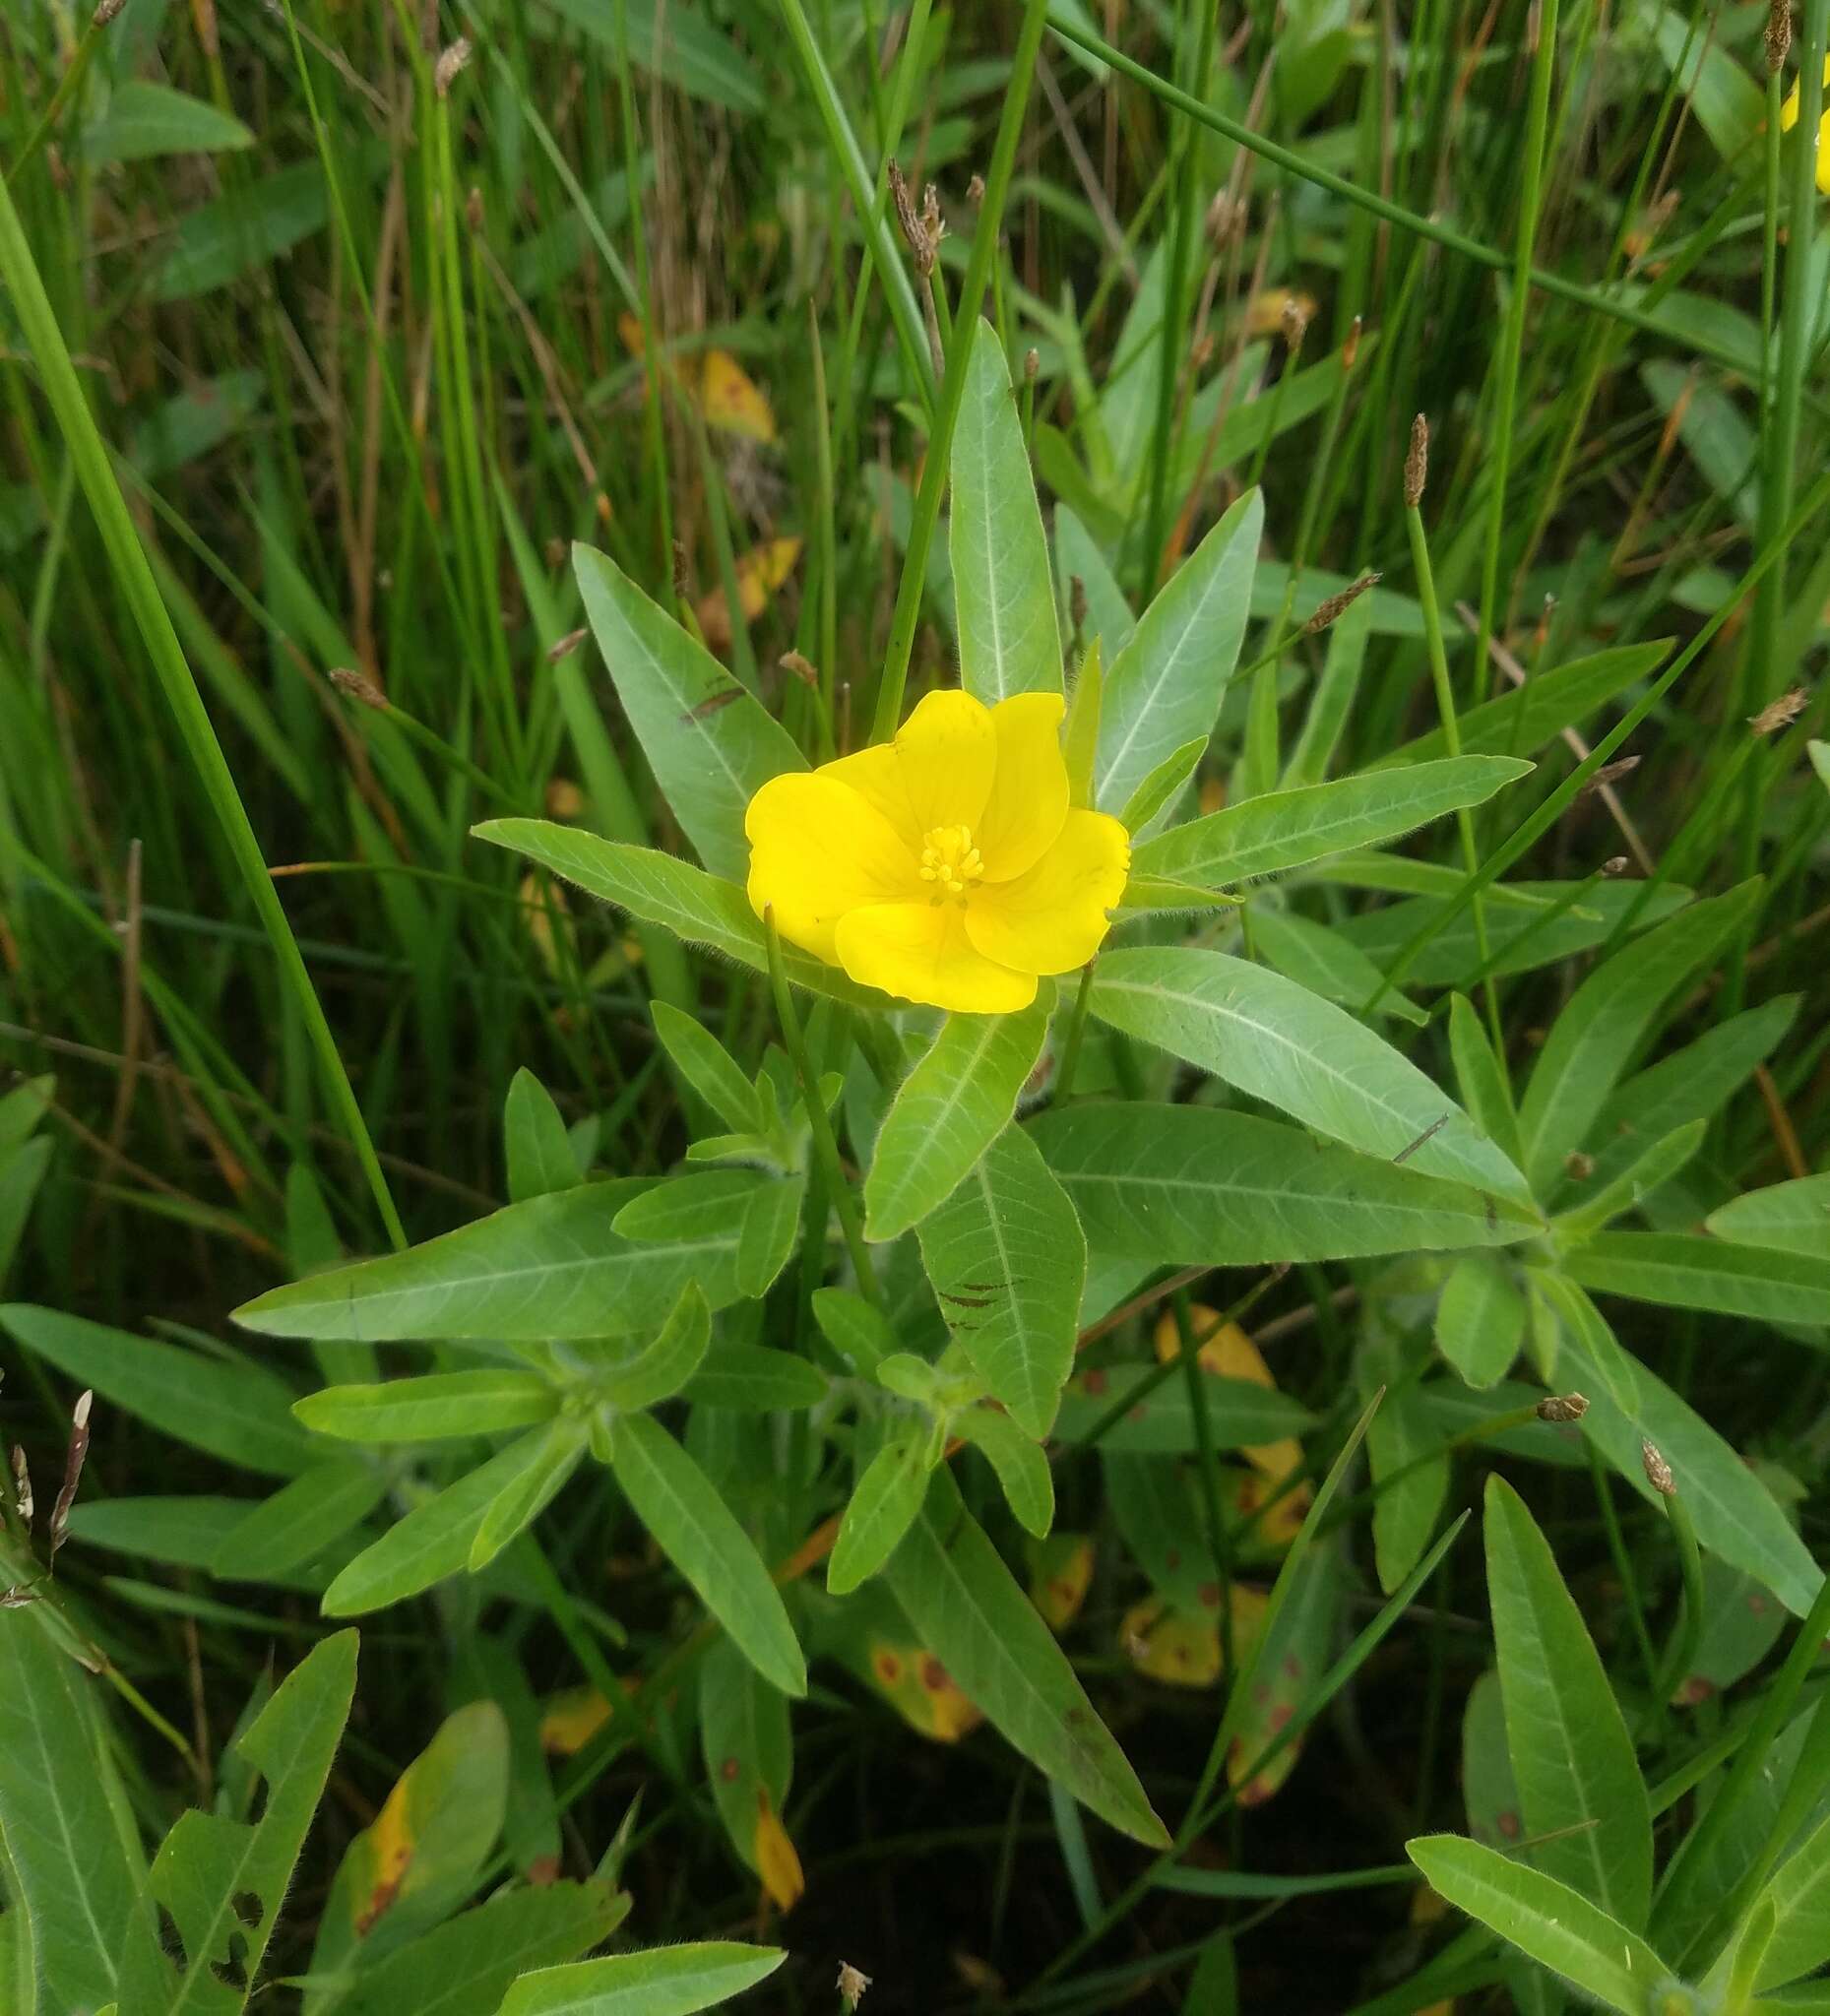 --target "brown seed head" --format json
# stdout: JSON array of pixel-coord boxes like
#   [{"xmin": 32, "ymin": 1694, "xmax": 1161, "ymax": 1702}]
[
  {"xmin": 1564, "ymin": 1150, "xmax": 1595, "ymax": 1181},
  {"xmin": 1404, "ymin": 414, "xmax": 1428, "ymax": 508},
  {"xmin": 888, "ymin": 160, "xmax": 932, "ymax": 275},
  {"xmin": 435, "ymin": 35, "xmax": 472, "ymax": 97},
  {"xmin": 967, "ymin": 172, "xmax": 986, "ymax": 206},
  {"xmin": 545, "ymin": 626, "xmax": 588, "ymax": 665},
  {"xmin": 94, "ymin": 0, "xmax": 128, "ymax": 23},
  {"xmin": 1536, "ymin": 1392, "xmax": 1590, "ymax": 1424},
  {"xmin": 1303, "ymin": 571, "xmax": 1380, "ymax": 637},
  {"xmin": 837, "ymin": 1963, "xmax": 872, "ymax": 2010},
  {"xmin": 1642, "ymin": 1438, "xmax": 1676, "ymax": 1497},
  {"xmin": 1205, "ymin": 189, "xmax": 1237, "ymax": 249},
  {"xmin": 1342, "ymin": 314, "xmax": 1363, "ymax": 370},
  {"xmin": 1577, "ymin": 753, "xmax": 1641, "ymax": 800},
  {"xmin": 1281, "ymin": 294, "xmax": 1310, "ymax": 352},
  {"xmin": 1749, "ymin": 686, "xmax": 1808, "ymax": 736},
  {"xmin": 330, "ymin": 666, "xmax": 388, "ymax": 710},
  {"xmin": 1767, "ymin": 0, "xmax": 1793, "ymax": 73},
  {"xmin": 1602, "ymin": 854, "xmax": 1631, "ymax": 877},
  {"xmin": 779, "ymin": 650, "xmax": 820, "ymax": 689},
  {"xmin": 11, "ymin": 1446, "xmax": 32, "ymax": 1529},
  {"xmin": 1024, "ymin": 346, "xmax": 1041, "ymax": 384}
]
